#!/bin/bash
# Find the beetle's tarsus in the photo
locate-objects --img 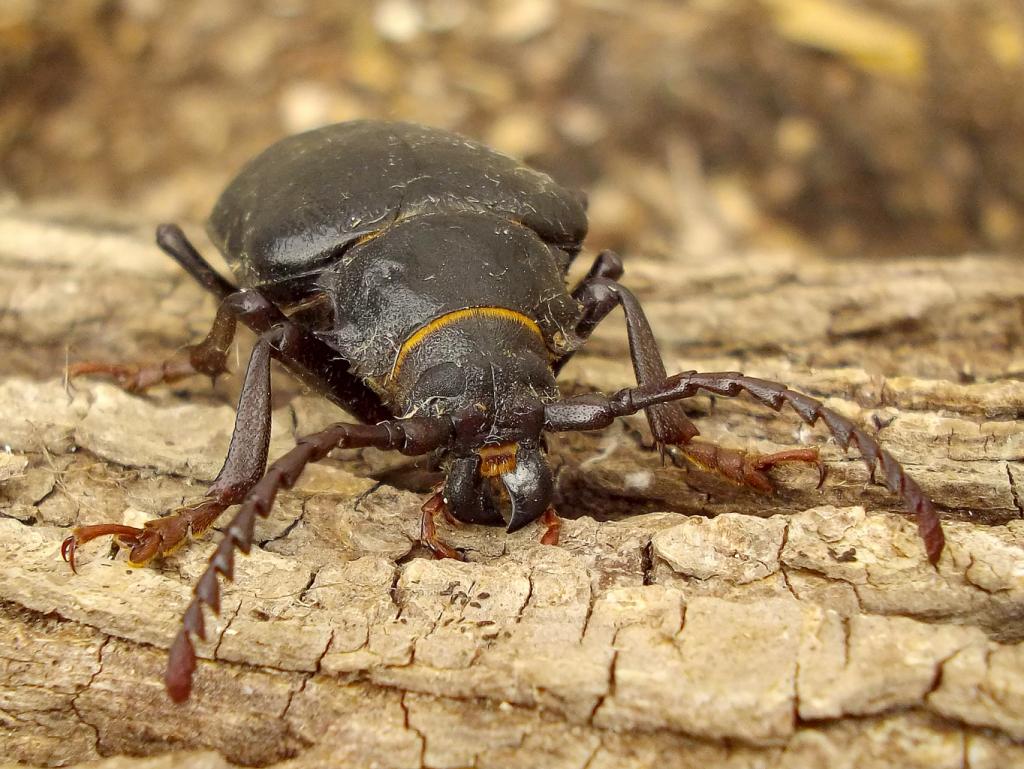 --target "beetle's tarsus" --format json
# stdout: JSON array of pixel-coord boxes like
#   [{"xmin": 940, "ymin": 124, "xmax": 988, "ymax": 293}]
[
  {"xmin": 60, "ymin": 535, "xmax": 78, "ymax": 573},
  {"xmin": 68, "ymin": 357, "xmax": 199, "ymax": 393},
  {"xmin": 61, "ymin": 522, "xmax": 150, "ymax": 569},
  {"xmin": 684, "ymin": 442, "xmax": 827, "ymax": 495},
  {"xmin": 60, "ymin": 499, "xmax": 229, "ymax": 570},
  {"xmin": 668, "ymin": 442, "xmax": 822, "ymax": 495},
  {"xmin": 420, "ymin": 492, "xmax": 465, "ymax": 560},
  {"xmin": 814, "ymin": 458, "xmax": 828, "ymax": 489}
]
